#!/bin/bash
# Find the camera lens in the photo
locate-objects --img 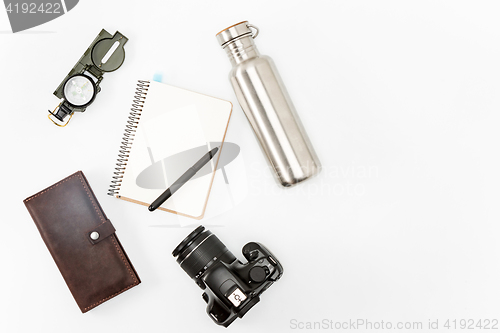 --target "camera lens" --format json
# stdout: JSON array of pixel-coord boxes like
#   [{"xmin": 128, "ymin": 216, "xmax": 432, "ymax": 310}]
[
  {"xmin": 173, "ymin": 226, "xmax": 235, "ymax": 279},
  {"xmin": 172, "ymin": 226, "xmax": 206, "ymax": 257}
]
